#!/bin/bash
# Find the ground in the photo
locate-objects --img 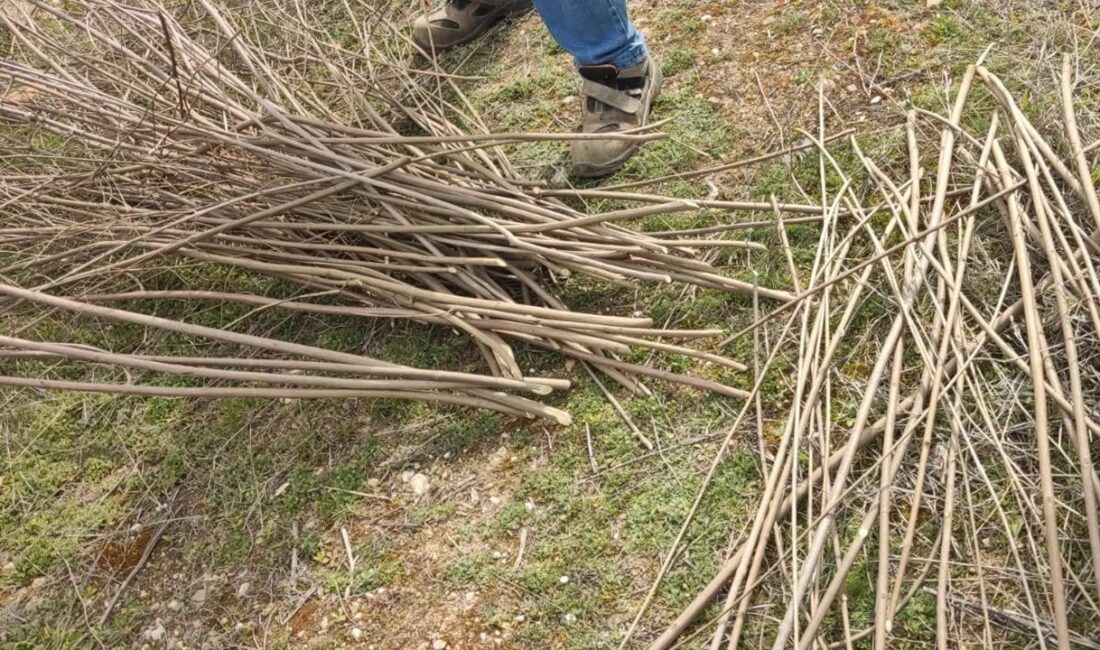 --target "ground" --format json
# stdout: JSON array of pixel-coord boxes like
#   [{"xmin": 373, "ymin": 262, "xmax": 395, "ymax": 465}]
[{"xmin": 1, "ymin": 0, "xmax": 1098, "ymax": 649}]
